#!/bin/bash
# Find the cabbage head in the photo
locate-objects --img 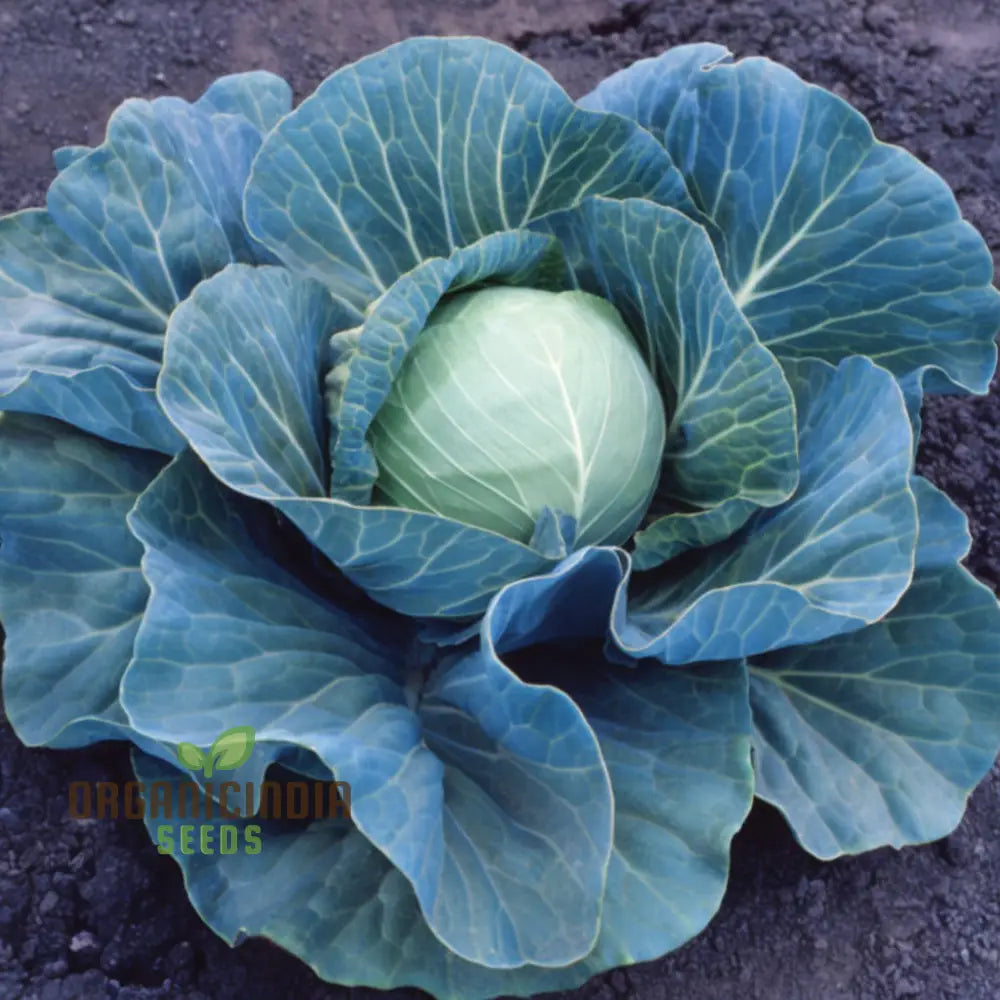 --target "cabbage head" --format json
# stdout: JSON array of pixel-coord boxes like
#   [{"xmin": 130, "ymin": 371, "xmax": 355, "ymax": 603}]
[{"xmin": 2, "ymin": 38, "xmax": 1000, "ymax": 1000}]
